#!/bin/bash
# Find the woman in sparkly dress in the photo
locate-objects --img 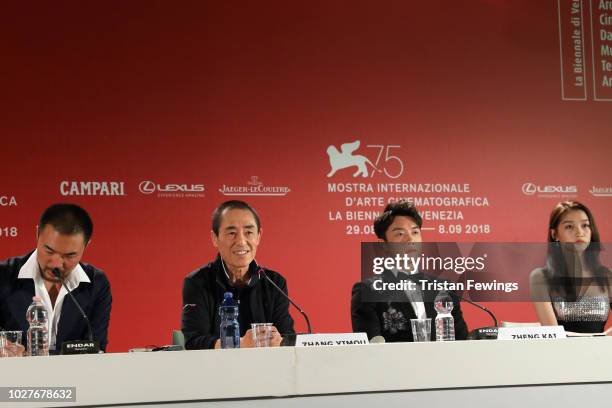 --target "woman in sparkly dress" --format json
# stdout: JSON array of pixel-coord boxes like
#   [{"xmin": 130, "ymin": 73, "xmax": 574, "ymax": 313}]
[{"xmin": 530, "ymin": 201, "xmax": 612, "ymax": 334}]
